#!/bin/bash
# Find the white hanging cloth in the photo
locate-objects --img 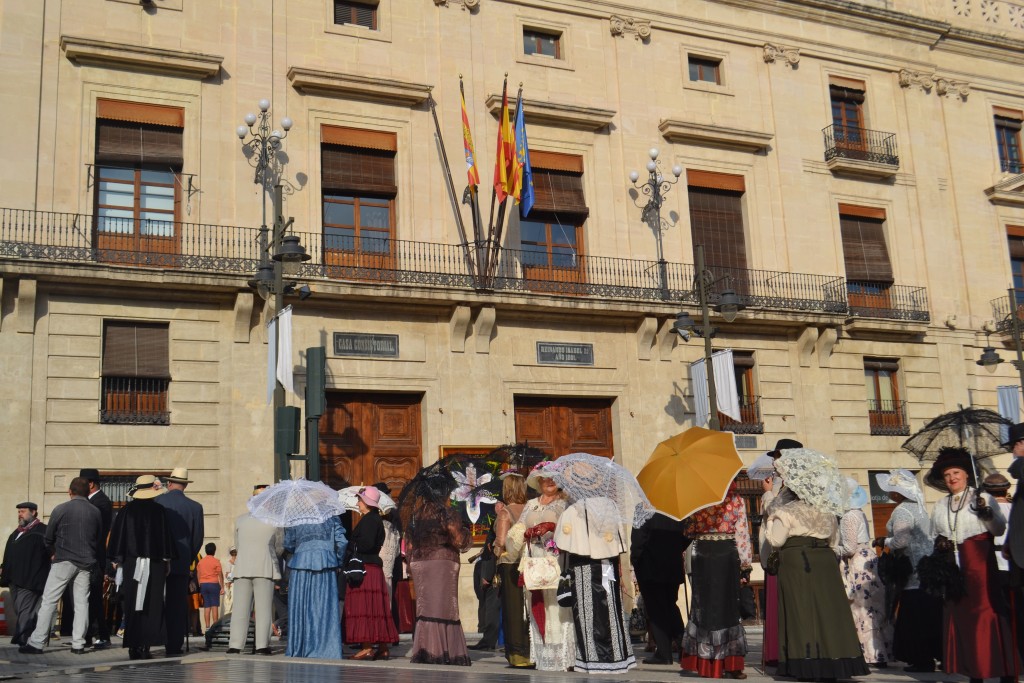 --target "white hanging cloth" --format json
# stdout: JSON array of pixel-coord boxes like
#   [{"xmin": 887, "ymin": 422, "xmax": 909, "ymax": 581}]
[
  {"xmin": 276, "ymin": 306, "xmax": 294, "ymax": 395},
  {"xmin": 690, "ymin": 349, "xmax": 742, "ymax": 427},
  {"xmin": 998, "ymin": 385, "xmax": 1021, "ymax": 444}
]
